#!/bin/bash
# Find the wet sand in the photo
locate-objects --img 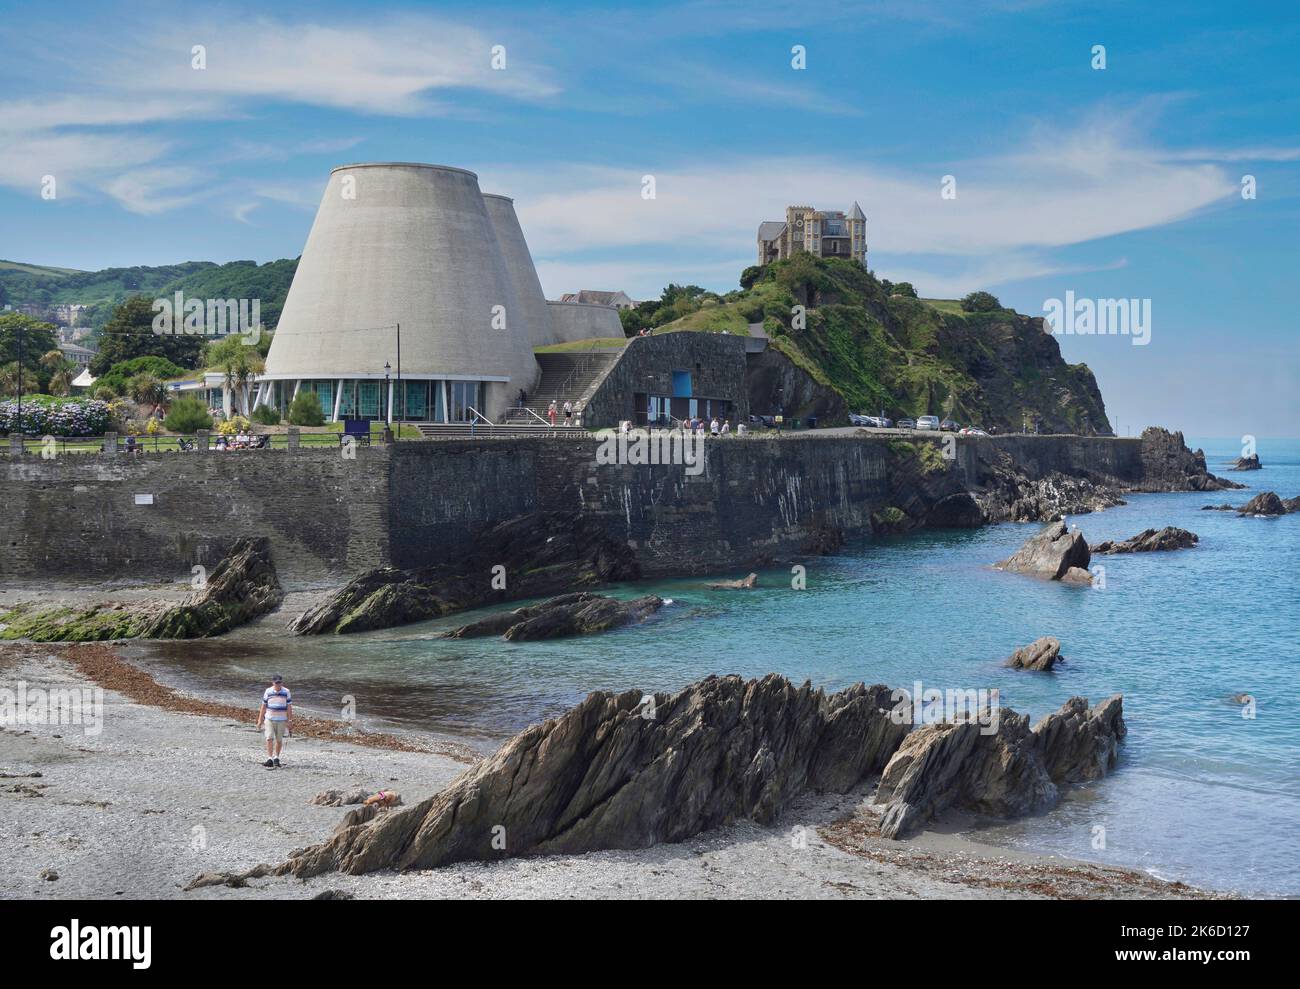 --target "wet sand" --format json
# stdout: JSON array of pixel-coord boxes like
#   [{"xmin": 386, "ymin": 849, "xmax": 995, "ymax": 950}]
[{"xmin": 0, "ymin": 642, "xmax": 1225, "ymax": 900}]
